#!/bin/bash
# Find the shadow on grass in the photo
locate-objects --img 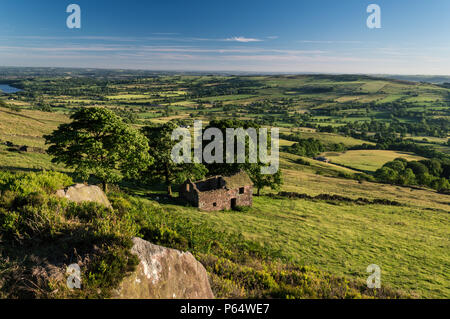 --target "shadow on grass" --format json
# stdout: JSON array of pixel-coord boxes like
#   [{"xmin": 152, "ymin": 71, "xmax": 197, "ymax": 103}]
[
  {"xmin": 0, "ymin": 166, "xmax": 44, "ymax": 173},
  {"xmin": 118, "ymin": 179, "xmax": 185, "ymax": 206}
]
